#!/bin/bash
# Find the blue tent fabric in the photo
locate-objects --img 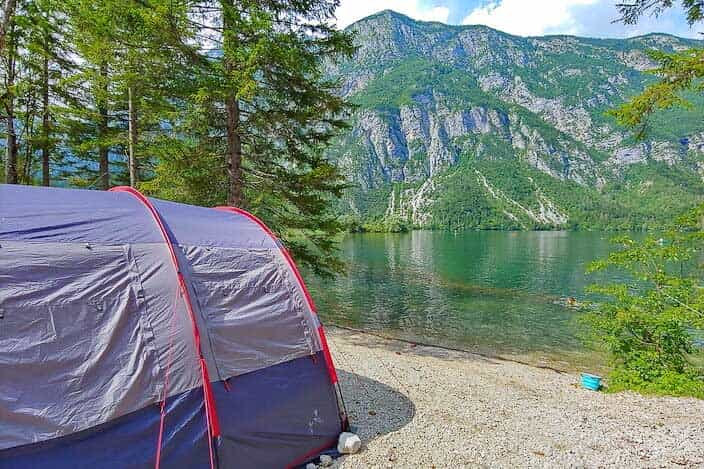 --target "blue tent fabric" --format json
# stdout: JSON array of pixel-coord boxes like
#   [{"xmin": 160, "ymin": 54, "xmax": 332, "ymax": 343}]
[
  {"xmin": 0, "ymin": 184, "xmax": 277, "ymax": 249},
  {"xmin": 0, "ymin": 184, "xmax": 163, "ymax": 244},
  {"xmin": 0, "ymin": 353, "xmax": 339, "ymax": 469},
  {"xmin": 0, "ymin": 184, "xmax": 346, "ymax": 468},
  {"xmin": 1, "ymin": 386, "xmax": 210, "ymax": 469},
  {"xmin": 151, "ymin": 198, "xmax": 278, "ymax": 249}
]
